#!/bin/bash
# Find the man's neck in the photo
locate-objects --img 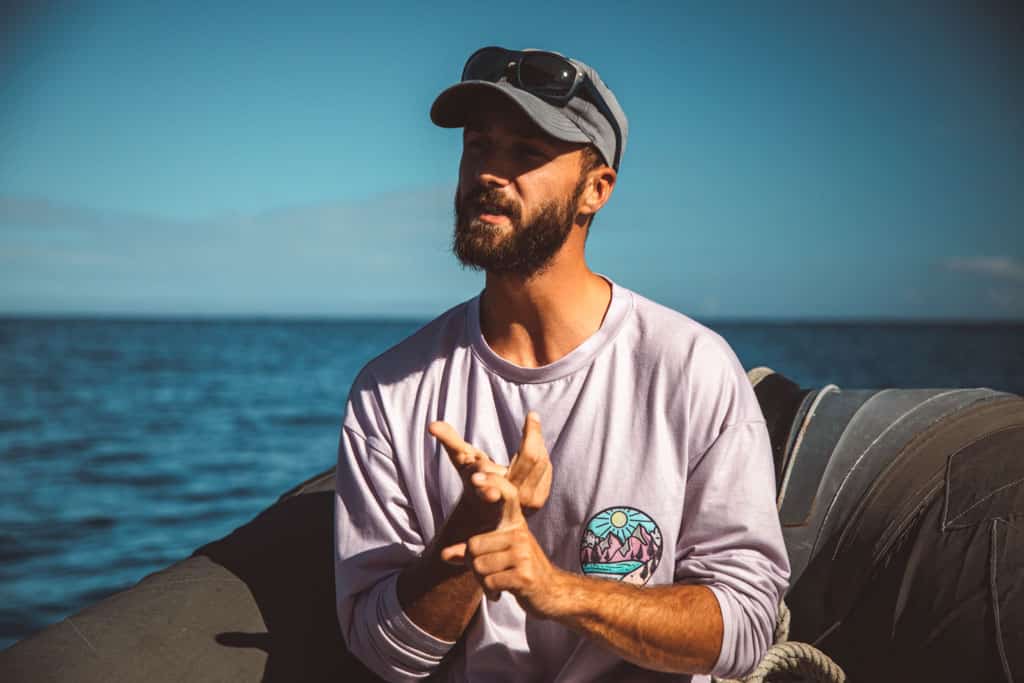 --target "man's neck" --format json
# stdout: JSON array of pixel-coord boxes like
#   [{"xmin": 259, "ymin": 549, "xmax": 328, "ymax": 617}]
[{"xmin": 479, "ymin": 257, "xmax": 612, "ymax": 369}]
